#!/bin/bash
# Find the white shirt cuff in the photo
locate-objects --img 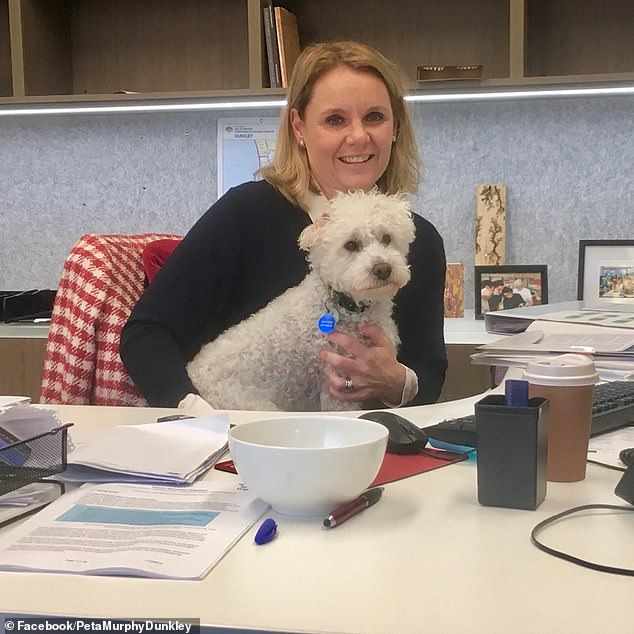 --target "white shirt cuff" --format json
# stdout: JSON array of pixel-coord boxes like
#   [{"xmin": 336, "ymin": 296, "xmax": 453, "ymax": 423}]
[
  {"xmin": 382, "ymin": 365, "xmax": 418, "ymax": 408},
  {"xmin": 177, "ymin": 393, "xmax": 216, "ymax": 416}
]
